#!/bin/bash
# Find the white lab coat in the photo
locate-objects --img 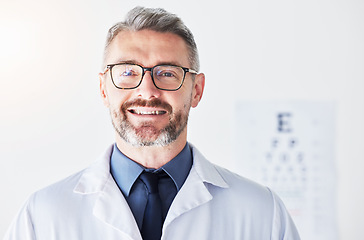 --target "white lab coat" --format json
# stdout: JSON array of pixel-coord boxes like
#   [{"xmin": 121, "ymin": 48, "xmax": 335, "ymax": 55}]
[{"xmin": 4, "ymin": 144, "xmax": 300, "ymax": 240}]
